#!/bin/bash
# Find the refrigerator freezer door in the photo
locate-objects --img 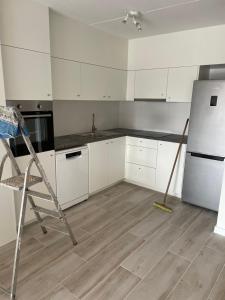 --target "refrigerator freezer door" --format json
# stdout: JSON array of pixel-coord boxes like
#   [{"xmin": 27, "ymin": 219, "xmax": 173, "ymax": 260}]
[
  {"xmin": 182, "ymin": 152, "xmax": 225, "ymax": 211},
  {"xmin": 187, "ymin": 80, "xmax": 225, "ymax": 156}
]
